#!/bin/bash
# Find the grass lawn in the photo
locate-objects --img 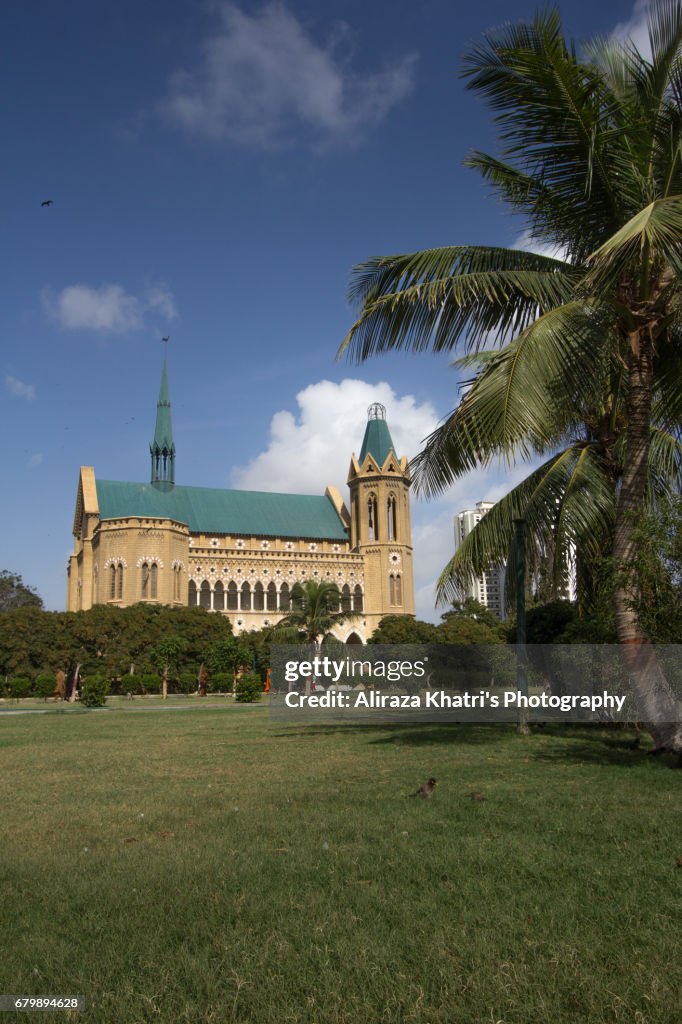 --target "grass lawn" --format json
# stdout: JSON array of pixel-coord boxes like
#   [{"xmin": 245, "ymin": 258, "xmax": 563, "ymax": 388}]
[{"xmin": 1, "ymin": 703, "xmax": 680, "ymax": 1023}]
